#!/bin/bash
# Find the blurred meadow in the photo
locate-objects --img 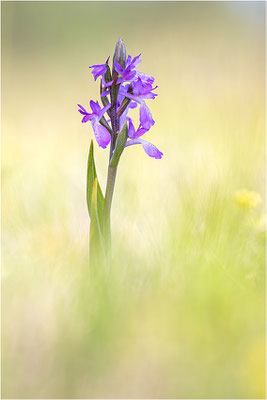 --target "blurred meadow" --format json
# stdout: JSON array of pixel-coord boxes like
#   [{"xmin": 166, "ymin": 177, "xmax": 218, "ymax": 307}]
[{"xmin": 1, "ymin": 1, "xmax": 266, "ymax": 398}]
